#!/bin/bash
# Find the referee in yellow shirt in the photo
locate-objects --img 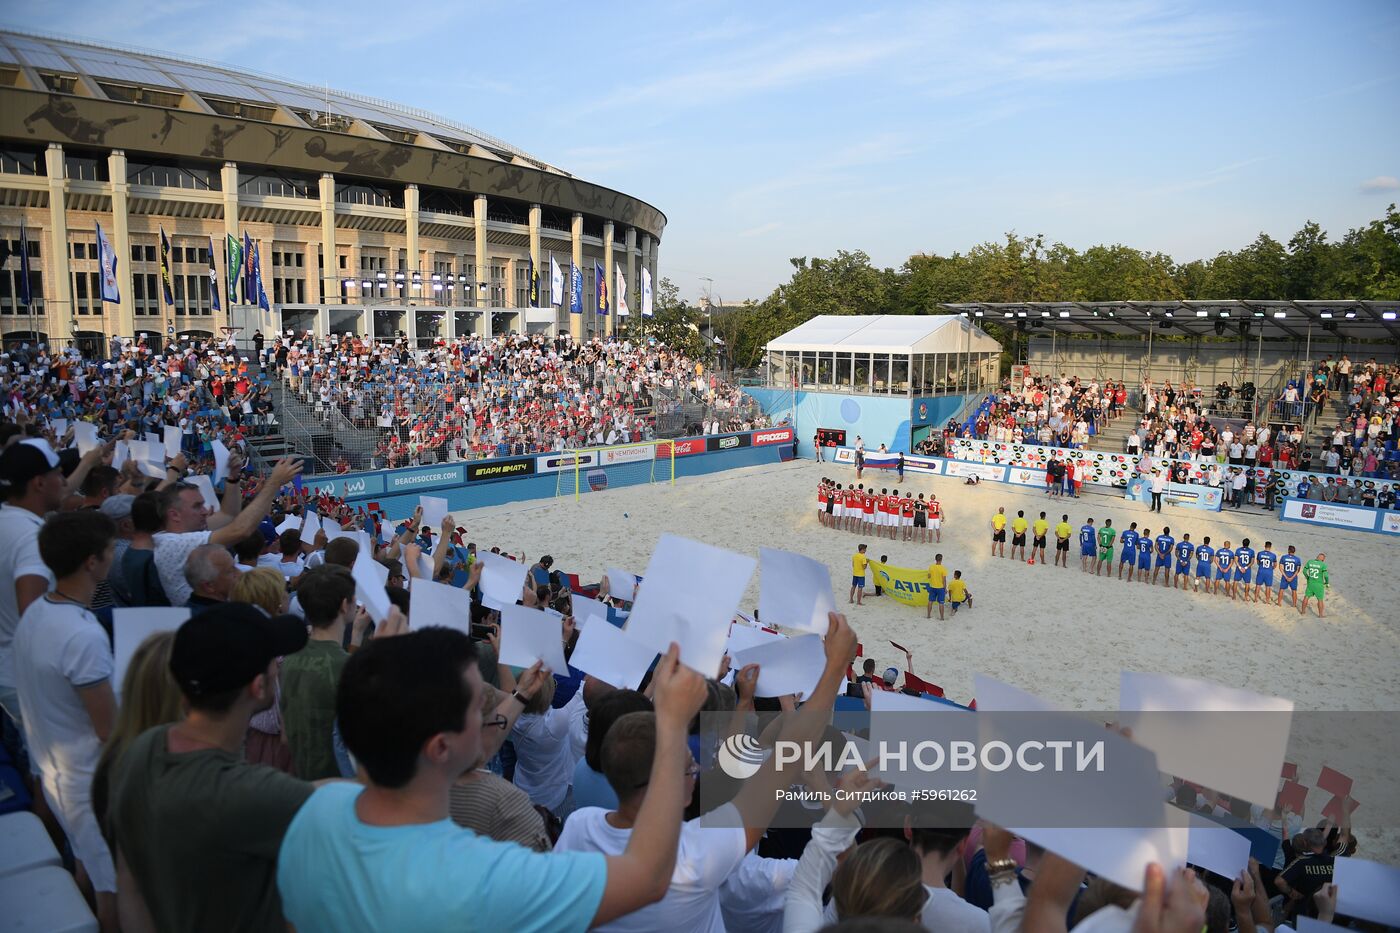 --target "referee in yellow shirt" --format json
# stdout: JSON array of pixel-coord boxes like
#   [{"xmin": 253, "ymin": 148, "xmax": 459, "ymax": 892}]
[
  {"xmin": 991, "ymin": 507, "xmax": 1007, "ymax": 559},
  {"xmin": 926, "ymin": 553, "xmax": 948, "ymax": 620},
  {"xmin": 849, "ymin": 543, "xmax": 869, "ymax": 606},
  {"xmin": 1011, "ymin": 510, "xmax": 1029, "ymax": 561},
  {"xmin": 1053, "ymin": 514, "xmax": 1072, "ymax": 568},
  {"xmin": 1032, "ymin": 512, "xmax": 1049, "ymax": 565}
]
